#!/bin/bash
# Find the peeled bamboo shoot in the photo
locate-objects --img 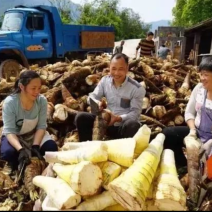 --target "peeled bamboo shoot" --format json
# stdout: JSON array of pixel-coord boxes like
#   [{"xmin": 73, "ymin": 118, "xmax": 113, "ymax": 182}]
[
  {"xmin": 61, "ymin": 138, "xmax": 136, "ymax": 167},
  {"xmin": 133, "ymin": 124, "xmax": 151, "ymax": 158},
  {"xmin": 103, "ymin": 204, "xmax": 127, "ymax": 211},
  {"xmin": 145, "ymin": 200, "xmax": 160, "ymax": 211},
  {"xmin": 104, "ymin": 138, "xmax": 136, "ymax": 167},
  {"xmin": 76, "ymin": 191, "xmax": 117, "ymax": 211},
  {"xmin": 153, "ymin": 149, "xmax": 187, "ymax": 211},
  {"xmin": 45, "ymin": 142, "xmax": 108, "ymax": 164},
  {"xmin": 33, "ymin": 176, "xmax": 81, "ymax": 210},
  {"xmin": 108, "ymin": 133, "xmax": 165, "ymax": 211},
  {"xmin": 61, "ymin": 141, "xmax": 102, "ymax": 151},
  {"xmin": 53, "ymin": 161, "xmax": 102, "ymax": 196},
  {"xmin": 97, "ymin": 161, "xmax": 121, "ymax": 190}
]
